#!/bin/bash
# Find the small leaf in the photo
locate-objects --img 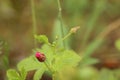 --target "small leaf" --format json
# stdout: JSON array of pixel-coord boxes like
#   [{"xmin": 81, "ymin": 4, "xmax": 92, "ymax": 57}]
[
  {"xmin": 2, "ymin": 55, "xmax": 9, "ymax": 69},
  {"xmin": 7, "ymin": 69, "xmax": 20, "ymax": 80},
  {"xmin": 19, "ymin": 68, "xmax": 27, "ymax": 80},
  {"xmin": 35, "ymin": 35, "xmax": 49, "ymax": 44},
  {"xmin": 115, "ymin": 39, "xmax": 120, "ymax": 51},
  {"xmin": 17, "ymin": 56, "xmax": 44, "ymax": 71},
  {"xmin": 33, "ymin": 67, "xmax": 46, "ymax": 80}
]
